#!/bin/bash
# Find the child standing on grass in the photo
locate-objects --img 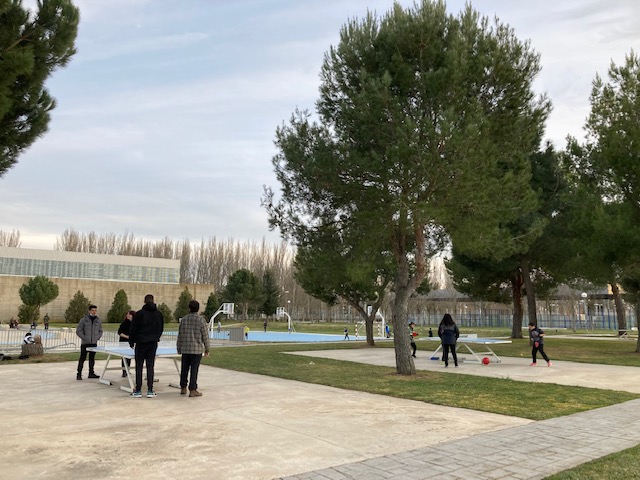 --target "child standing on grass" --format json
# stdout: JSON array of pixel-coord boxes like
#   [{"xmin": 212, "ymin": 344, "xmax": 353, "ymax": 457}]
[{"xmin": 528, "ymin": 322, "xmax": 552, "ymax": 366}]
